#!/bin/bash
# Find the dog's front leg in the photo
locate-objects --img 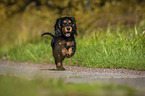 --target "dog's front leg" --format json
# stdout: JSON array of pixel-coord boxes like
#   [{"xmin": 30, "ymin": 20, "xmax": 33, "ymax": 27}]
[
  {"xmin": 62, "ymin": 47, "xmax": 69, "ymax": 56},
  {"xmin": 67, "ymin": 47, "xmax": 76, "ymax": 58}
]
